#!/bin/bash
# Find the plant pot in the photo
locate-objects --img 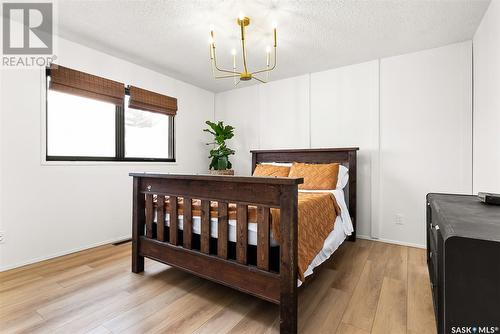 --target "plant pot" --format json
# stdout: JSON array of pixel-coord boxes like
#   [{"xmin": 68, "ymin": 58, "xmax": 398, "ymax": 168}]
[{"xmin": 209, "ymin": 169, "xmax": 234, "ymax": 176}]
